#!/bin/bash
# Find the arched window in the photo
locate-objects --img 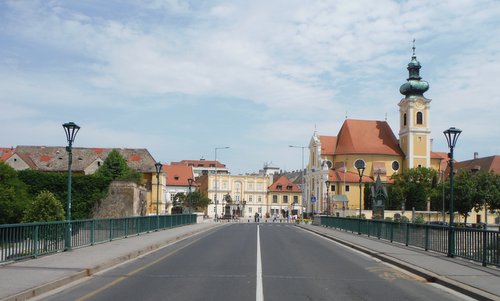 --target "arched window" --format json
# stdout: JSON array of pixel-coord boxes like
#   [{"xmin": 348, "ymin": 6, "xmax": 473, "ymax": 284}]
[
  {"xmin": 416, "ymin": 112, "xmax": 423, "ymax": 125},
  {"xmin": 403, "ymin": 113, "xmax": 407, "ymax": 126}
]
